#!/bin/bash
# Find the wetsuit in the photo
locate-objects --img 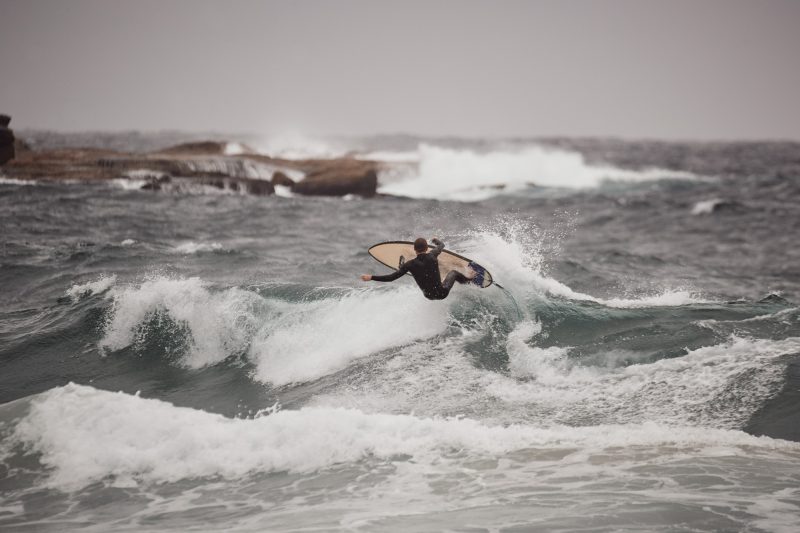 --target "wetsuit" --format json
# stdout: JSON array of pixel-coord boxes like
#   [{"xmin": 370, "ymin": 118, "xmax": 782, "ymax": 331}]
[{"xmin": 370, "ymin": 238, "xmax": 470, "ymax": 300}]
